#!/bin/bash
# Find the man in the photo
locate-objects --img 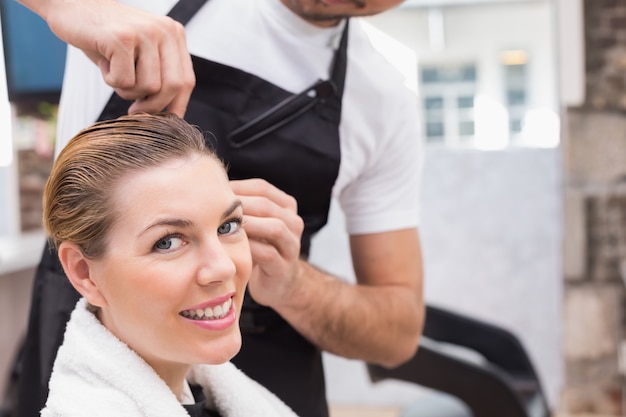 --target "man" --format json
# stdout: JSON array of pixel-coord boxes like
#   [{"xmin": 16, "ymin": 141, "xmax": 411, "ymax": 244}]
[{"xmin": 16, "ymin": 1, "xmax": 425, "ymax": 416}]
